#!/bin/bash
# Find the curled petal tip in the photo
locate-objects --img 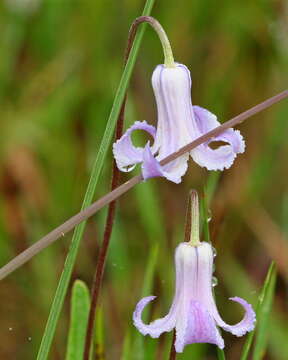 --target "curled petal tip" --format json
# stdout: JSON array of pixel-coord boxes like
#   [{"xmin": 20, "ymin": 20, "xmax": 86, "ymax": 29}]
[
  {"xmin": 228, "ymin": 297, "xmax": 256, "ymax": 335},
  {"xmin": 113, "ymin": 120, "xmax": 156, "ymax": 172},
  {"xmin": 133, "ymin": 296, "xmax": 159, "ymax": 337},
  {"xmin": 216, "ymin": 297, "xmax": 256, "ymax": 337},
  {"xmin": 133, "ymin": 295, "xmax": 177, "ymax": 338}
]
